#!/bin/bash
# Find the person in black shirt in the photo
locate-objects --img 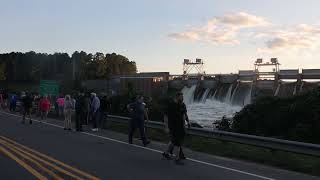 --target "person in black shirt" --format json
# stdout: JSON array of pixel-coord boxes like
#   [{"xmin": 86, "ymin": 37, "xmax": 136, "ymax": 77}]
[
  {"xmin": 21, "ymin": 92, "xmax": 33, "ymax": 124},
  {"xmin": 75, "ymin": 92, "xmax": 86, "ymax": 132},
  {"xmin": 162, "ymin": 92, "xmax": 190, "ymax": 162},
  {"xmin": 127, "ymin": 95, "xmax": 150, "ymax": 146}
]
